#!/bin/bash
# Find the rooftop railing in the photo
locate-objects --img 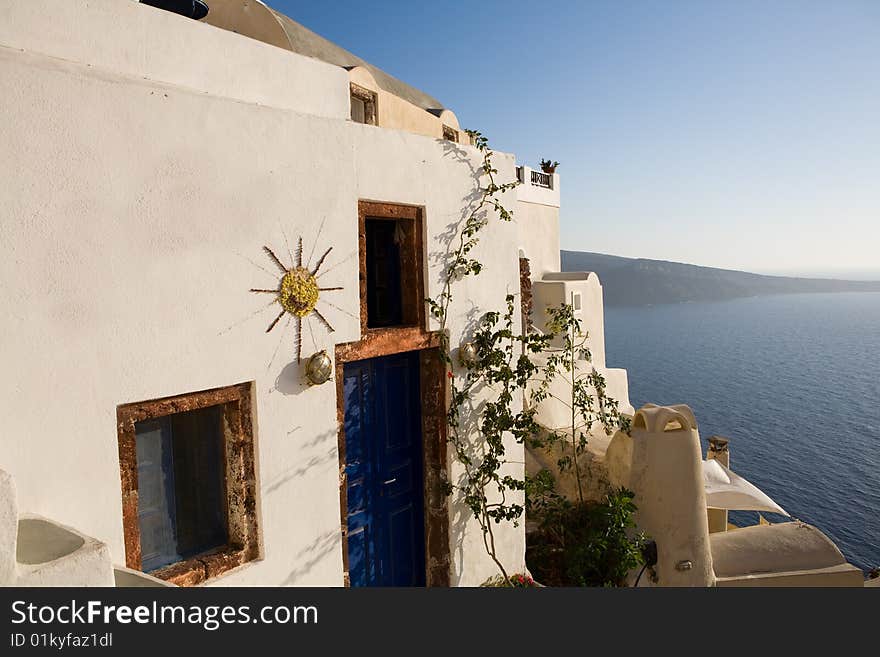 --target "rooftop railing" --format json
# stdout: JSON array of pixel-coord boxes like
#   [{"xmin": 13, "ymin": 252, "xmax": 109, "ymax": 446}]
[
  {"xmin": 531, "ymin": 169, "xmax": 552, "ymax": 188},
  {"xmin": 515, "ymin": 166, "xmax": 560, "ymax": 207},
  {"xmin": 516, "ymin": 166, "xmax": 554, "ymax": 189}
]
